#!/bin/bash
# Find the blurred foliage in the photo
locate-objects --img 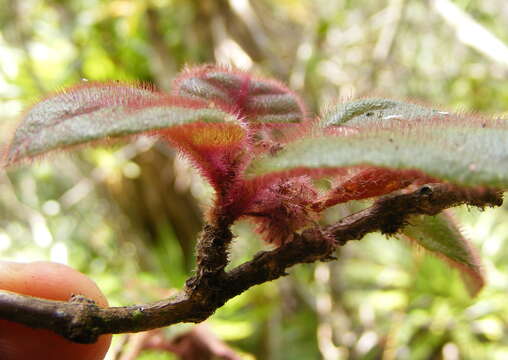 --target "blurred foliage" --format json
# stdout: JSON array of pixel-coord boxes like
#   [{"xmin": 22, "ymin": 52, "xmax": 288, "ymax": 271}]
[{"xmin": 1, "ymin": 0, "xmax": 508, "ymax": 359}]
